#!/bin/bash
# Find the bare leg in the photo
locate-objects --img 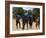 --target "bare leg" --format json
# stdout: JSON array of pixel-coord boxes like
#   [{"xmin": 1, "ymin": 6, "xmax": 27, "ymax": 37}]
[
  {"xmin": 16, "ymin": 21, "xmax": 18, "ymax": 29},
  {"xmin": 22, "ymin": 20, "xmax": 25, "ymax": 30},
  {"xmin": 27, "ymin": 21, "xmax": 28, "ymax": 29}
]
